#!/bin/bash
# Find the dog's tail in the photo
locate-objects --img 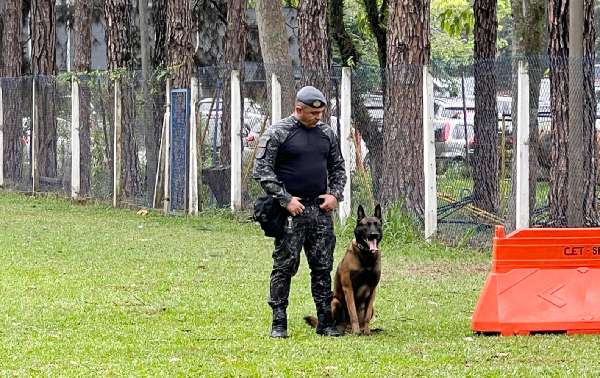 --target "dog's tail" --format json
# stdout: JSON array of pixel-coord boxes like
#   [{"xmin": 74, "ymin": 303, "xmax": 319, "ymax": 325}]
[{"xmin": 303, "ymin": 315, "xmax": 318, "ymax": 328}]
